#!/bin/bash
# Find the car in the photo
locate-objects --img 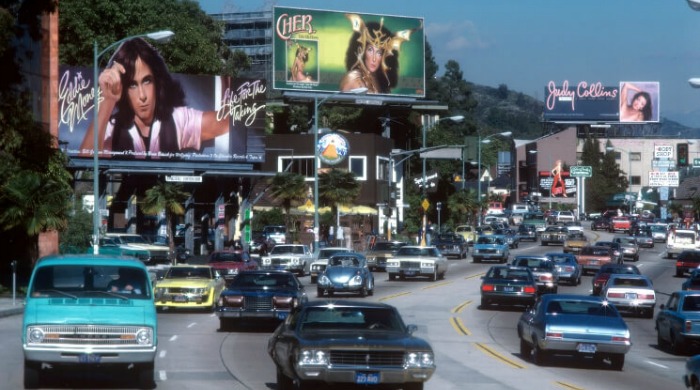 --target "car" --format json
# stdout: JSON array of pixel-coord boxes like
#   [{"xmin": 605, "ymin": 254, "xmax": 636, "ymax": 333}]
[
  {"xmin": 432, "ymin": 233, "xmax": 469, "ymax": 259},
  {"xmin": 612, "ymin": 237, "xmax": 640, "ymax": 262},
  {"xmin": 471, "ymin": 234, "xmax": 510, "ymax": 263},
  {"xmin": 455, "ymin": 225, "xmax": 477, "ymax": 246},
  {"xmin": 386, "ymin": 246, "xmax": 448, "ymax": 281},
  {"xmin": 676, "ymin": 250, "xmax": 700, "ymax": 277},
  {"xmin": 484, "ymin": 213, "xmax": 509, "ymax": 225},
  {"xmin": 563, "ymin": 232, "xmax": 588, "ymax": 254},
  {"xmin": 609, "ymin": 216, "xmax": 632, "ymax": 234},
  {"xmin": 249, "ymin": 233, "xmax": 275, "ymax": 256},
  {"xmin": 365, "ymin": 241, "xmax": 408, "ymax": 272},
  {"xmin": 516, "ymin": 224, "xmax": 538, "ymax": 242},
  {"xmin": 151, "ymin": 235, "xmax": 190, "ymax": 263},
  {"xmin": 22, "ymin": 255, "xmax": 158, "ymax": 389},
  {"xmin": 260, "ymin": 244, "xmax": 314, "ymax": 276},
  {"xmin": 522, "ymin": 212, "xmax": 547, "ymax": 234},
  {"xmin": 649, "ymin": 223, "xmax": 669, "ymax": 242},
  {"xmin": 632, "ymin": 227, "xmax": 655, "ymax": 248},
  {"xmin": 668, "ymin": 230, "xmax": 699, "ymax": 259},
  {"xmin": 578, "ymin": 245, "xmax": 617, "ymax": 276},
  {"xmin": 594, "ymin": 241, "xmax": 624, "ymax": 264},
  {"xmin": 215, "ymin": 270, "xmax": 308, "ymax": 330},
  {"xmin": 517, "ymin": 294, "xmax": 631, "ymax": 370},
  {"xmin": 601, "ymin": 274, "xmax": 656, "ymax": 318},
  {"xmin": 684, "ymin": 354, "xmax": 700, "ymax": 389},
  {"xmin": 103, "ymin": 232, "xmax": 171, "ymax": 265},
  {"xmin": 263, "ymin": 225, "xmax": 287, "ymax": 244},
  {"xmin": 153, "ymin": 265, "xmax": 225, "ymax": 311},
  {"xmin": 656, "ymin": 291, "xmax": 700, "ymax": 355},
  {"xmin": 479, "ymin": 265, "xmax": 538, "ymax": 309},
  {"xmin": 316, "ymin": 252, "xmax": 374, "ymax": 297},
  {"xmin": 564, "ymin": 221, "xmax": 584, "ymax": 234},
  {"xmin": 540, "ymin": 225, "xmax": 568, "ymax": 246},
  {"xmin": 511, "ymin": 255, "xmax": 559, "ymax": 294},
  {"xmin": 267, "ymin": 301, "xmax": 435, "ymax": 390},
  {"xmin": 500, "ymin": 228, "xmax": 520, "ymax": 249},
  {"xmin": 683, "ymin": 269, "xmax": 700, "ymax": 291},
  {"xmin": 207, "ymin": 250, "xmax": 259, "ymax": 280},
  {"xmin": 591, "ymin": 217, "xmax": 611, "ymax": 232},
  {"xmin": 309, "ymin": 247, "xmax": 352, "ymax": 283},
  {"xmin": 555, "ymin": 210, "xmax": 576, "ymax": 223},
  {"xmin": 546, "ymin": 252, "xmax": 582, "ymax": 286},
  {"xmin": 591, "ymin": 263, "xmax": 641, "ymax": 296}
]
